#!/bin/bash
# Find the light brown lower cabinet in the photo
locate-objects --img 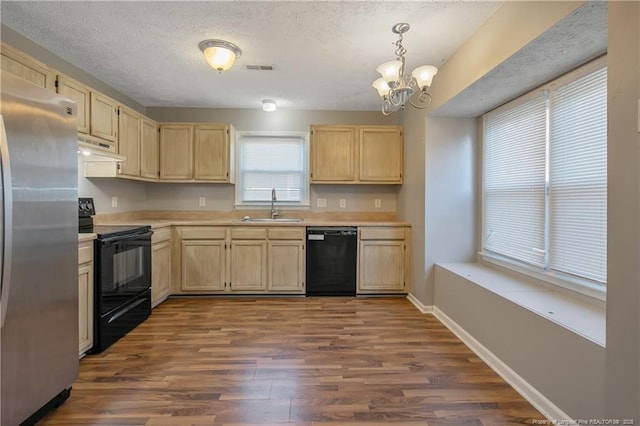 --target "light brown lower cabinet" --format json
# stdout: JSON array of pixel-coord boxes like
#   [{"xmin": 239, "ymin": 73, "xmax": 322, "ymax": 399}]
[
  {"xmin": 173, "ymin": 224, "xmax": 410, "ymax": 296},
  {"xmin": 176, "ymin": 226, "xmax": 306, "ymax": 294},
  {"xmin": 78, "ymin": 240, "xmax": 94, "ymax": 357},
  {"xmin": 151, "ymin": 227, "xmax": 172, "ymax": 307},
  {"xmin": 357, "ymin": 227, "xmax": 410, "ymax": 294}
]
